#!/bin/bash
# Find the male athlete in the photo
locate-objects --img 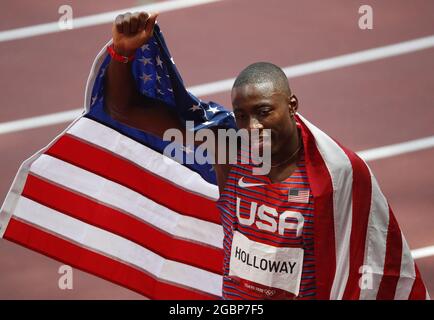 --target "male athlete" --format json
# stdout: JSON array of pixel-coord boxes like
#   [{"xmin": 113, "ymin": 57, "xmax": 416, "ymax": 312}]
[{"xmin": 104, "ymin": 12, "xmax": 428, "ymax": 300}]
